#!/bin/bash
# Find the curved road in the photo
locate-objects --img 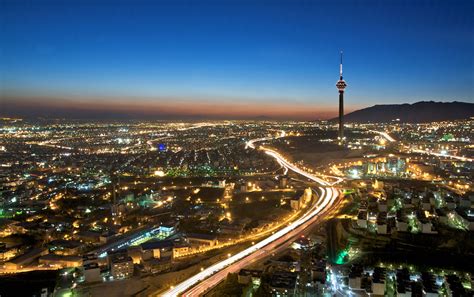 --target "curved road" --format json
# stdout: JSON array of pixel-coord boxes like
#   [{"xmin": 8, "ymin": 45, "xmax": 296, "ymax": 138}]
[{"xmin": 161, "ymin": 136, "xmax": 342, "ymax": 296}]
